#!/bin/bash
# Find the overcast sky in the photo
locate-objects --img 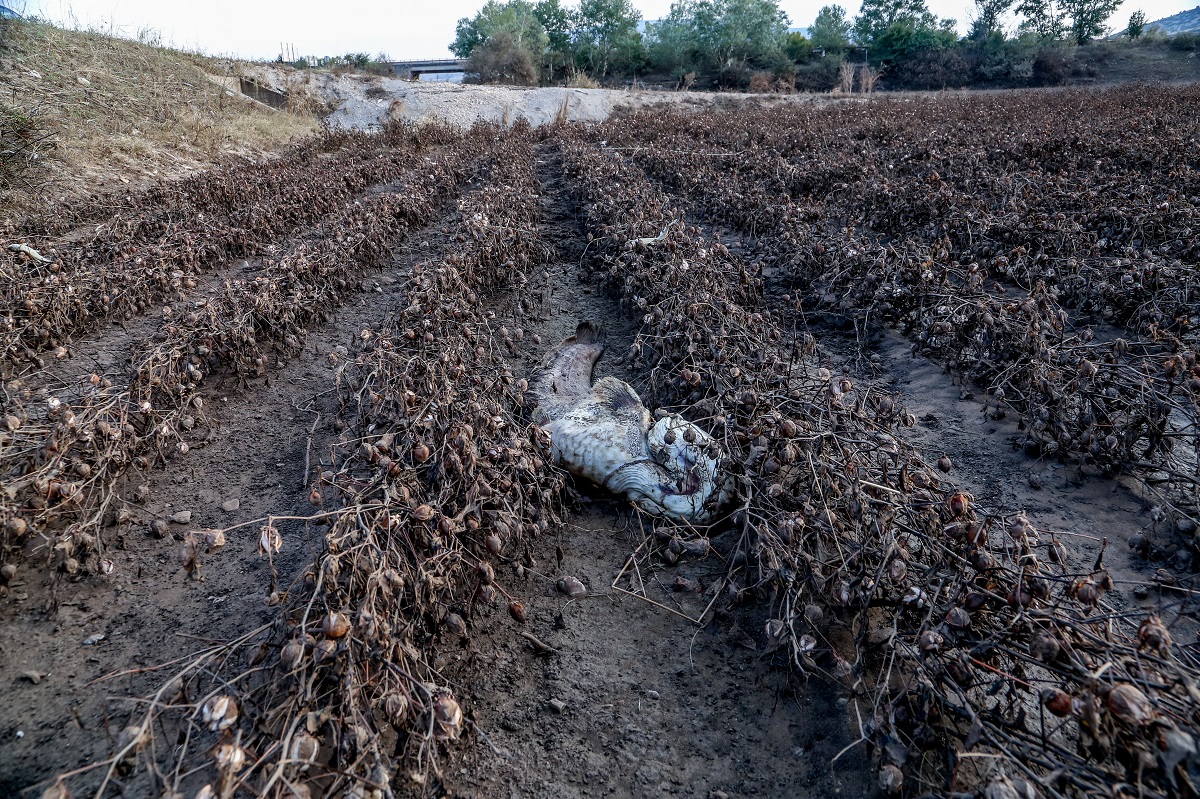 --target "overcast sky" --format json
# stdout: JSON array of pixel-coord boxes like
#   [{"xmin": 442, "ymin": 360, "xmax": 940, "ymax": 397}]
[{"xmin": 23, "ymin": 0, "xmax": 1197, "ymax": 61}]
